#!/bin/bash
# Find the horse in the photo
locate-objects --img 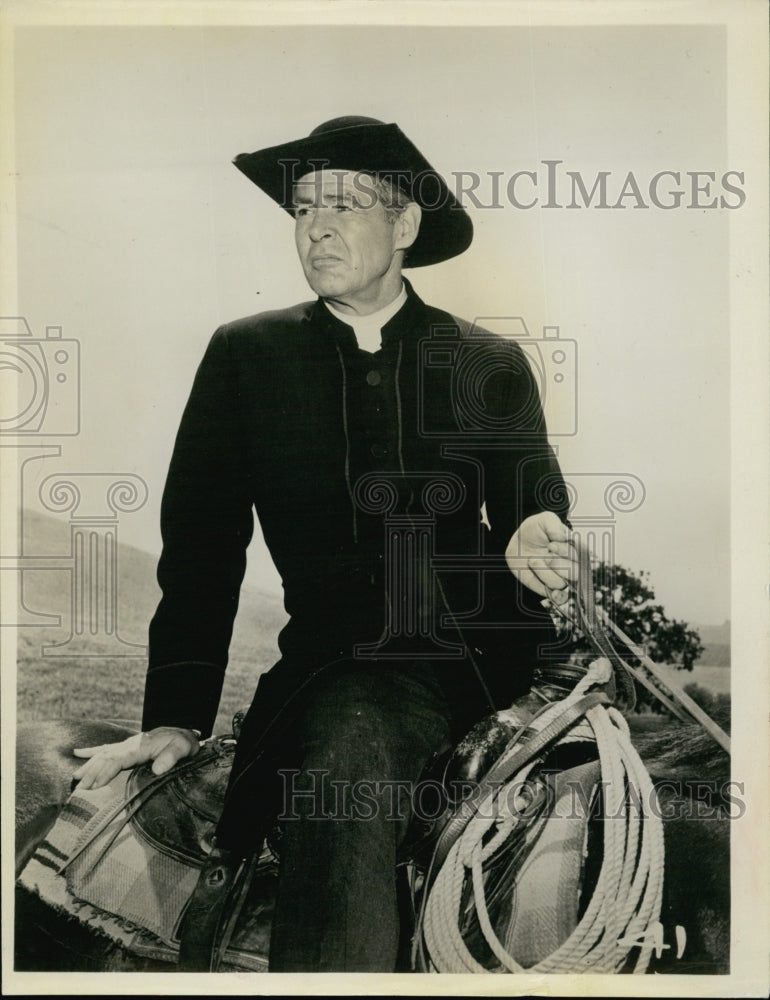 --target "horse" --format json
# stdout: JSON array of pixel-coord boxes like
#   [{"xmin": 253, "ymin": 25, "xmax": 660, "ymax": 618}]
[{"xmin": 13, "ymin": 710, "xmax": 731, "ymax": 976}]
